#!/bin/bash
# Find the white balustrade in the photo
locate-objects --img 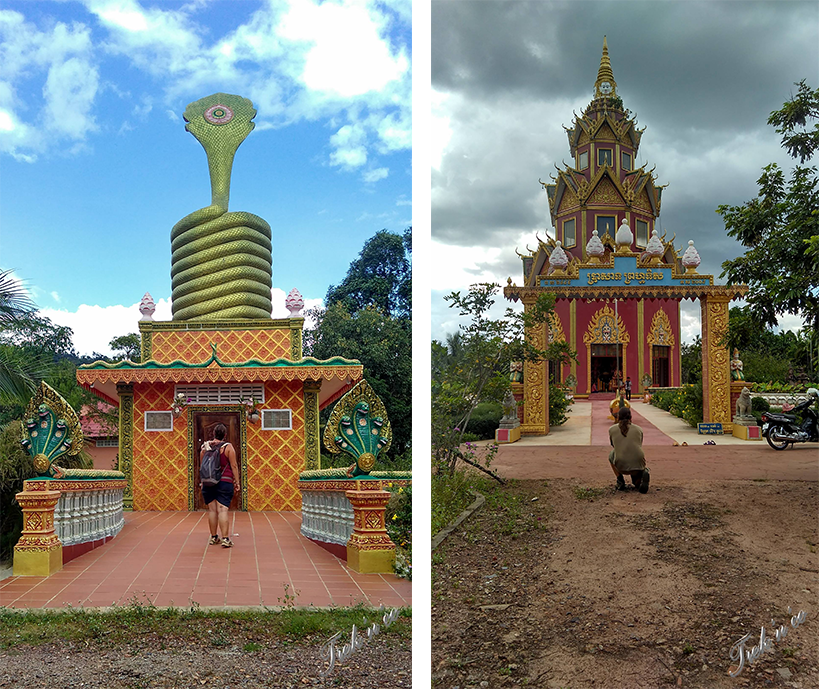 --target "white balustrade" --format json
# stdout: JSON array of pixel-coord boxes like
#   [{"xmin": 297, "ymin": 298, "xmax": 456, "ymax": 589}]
[
  {"xmin": 300, "ymin": 490, "xmax": 355, "ymax": 546},
  {"xmin": 54, "ymin": 484, "xmax": 125, "ymax": 549}
]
